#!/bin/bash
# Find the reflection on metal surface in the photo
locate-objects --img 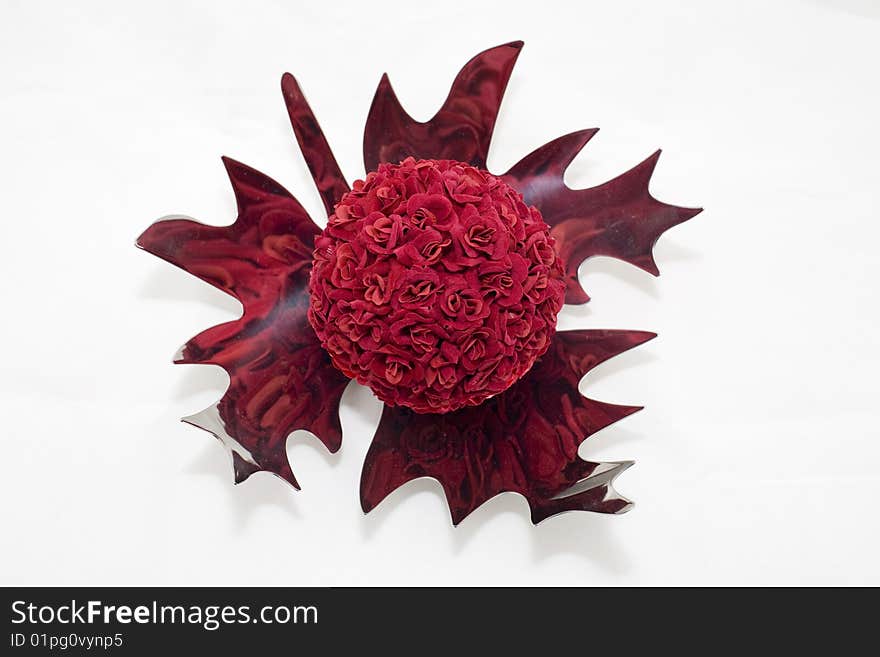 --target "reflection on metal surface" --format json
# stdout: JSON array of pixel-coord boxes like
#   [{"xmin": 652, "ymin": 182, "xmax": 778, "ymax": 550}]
[
  {"xmin": 137, "ymin": 40, "xmax": 700, "ymax": 525},
  {"xmin": 138, "ymin": 158, "xmax": 349, "ymax": 490},
  {"xmin": 361, "ymin": 331, "xmax": 654, "ymax": 524}
]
